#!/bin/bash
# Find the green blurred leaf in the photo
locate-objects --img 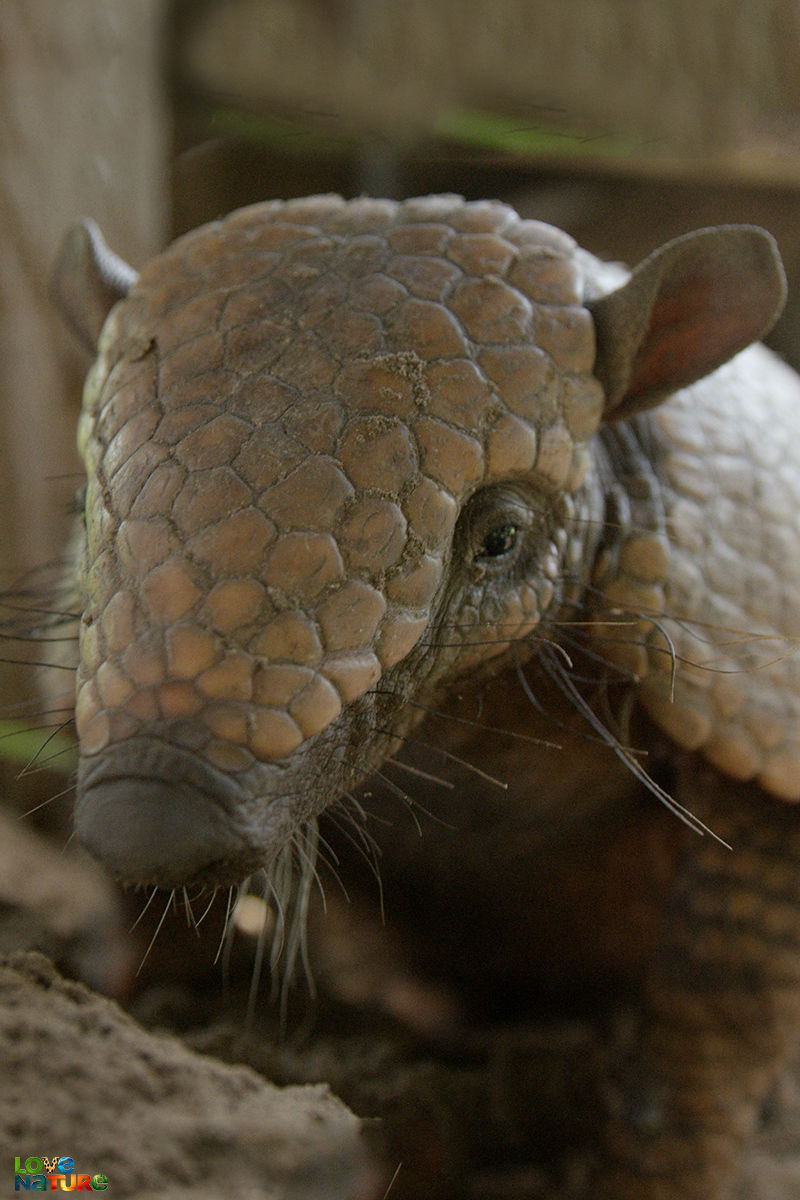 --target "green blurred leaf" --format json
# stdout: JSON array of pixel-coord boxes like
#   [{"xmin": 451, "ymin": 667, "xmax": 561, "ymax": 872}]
[
  {"xmin": 209, "ymin": 101, "xmax": 638, "ymax": 162},
  {"xmin": 433, "ymin": 106, "xmax": 638, "ymax": 159},
  {"xmin": 211, "ymin": 107, "xmax": 358, "ymax": 156},
  {"xmin": 0, "ymin": 720, "xmax": 77, "ymax": 774}
]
